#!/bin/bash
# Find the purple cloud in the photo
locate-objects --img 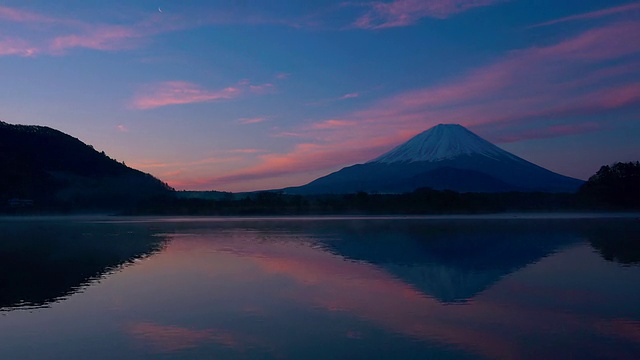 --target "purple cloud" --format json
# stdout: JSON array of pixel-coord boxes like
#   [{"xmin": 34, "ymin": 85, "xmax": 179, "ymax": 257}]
[
  {"xmin": 131, "ymin": 81, "xmax": 242, "ymax": 110},
  {"xmin": 530, "ymin": 2, "xmax": 640, "ymax": 28},
  {"xmin": 350, "ymin": 0, "xmax": 506, "ymax": 29}
]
